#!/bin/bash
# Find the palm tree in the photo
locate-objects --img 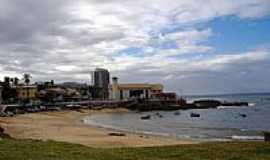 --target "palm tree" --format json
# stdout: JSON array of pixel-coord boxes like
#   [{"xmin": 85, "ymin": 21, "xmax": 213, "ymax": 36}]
[
  {"xmin": 23, "ymin": 73, "xmax": 31, "ymax": 103},
  {"xmin": 23, "ymin": 73, "xmax": 31, "ymax": 86}
]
